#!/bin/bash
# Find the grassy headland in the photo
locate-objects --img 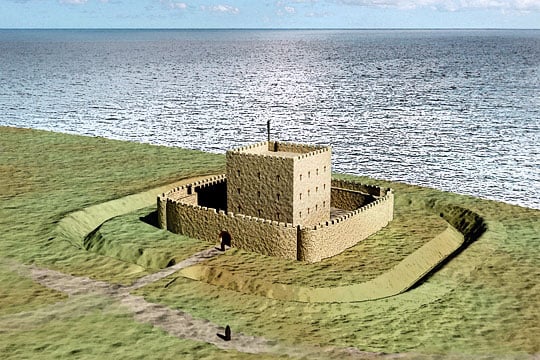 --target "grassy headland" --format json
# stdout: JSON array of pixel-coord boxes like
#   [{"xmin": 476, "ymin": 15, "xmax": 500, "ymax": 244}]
[{"xmin": 1, "ymin": 126, "xmax": 538, "ymax": 358}]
